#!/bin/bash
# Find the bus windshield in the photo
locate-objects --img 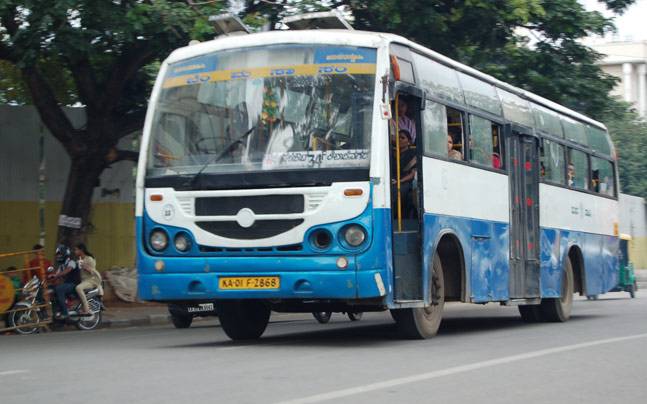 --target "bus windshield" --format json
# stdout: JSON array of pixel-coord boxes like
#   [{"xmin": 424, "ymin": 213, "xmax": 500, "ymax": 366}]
[{"xmin": 146, "ymin": 45, "xmax": 376, "ymax": 179}]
